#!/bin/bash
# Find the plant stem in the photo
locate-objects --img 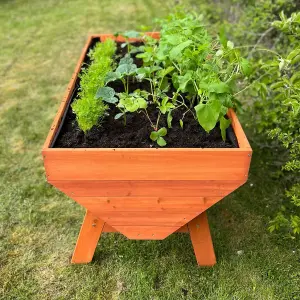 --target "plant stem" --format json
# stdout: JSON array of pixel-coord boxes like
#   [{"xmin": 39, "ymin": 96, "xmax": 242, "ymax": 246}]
[
  {"xmin": 142, "ymin": 109, "xmax": 155, "ymax": 129},
  {"xmin": 123, "ymin": 113, "xmax": 127, "ymax": 126},
  {"xmin": 155, "ymin": 111, "xmax": 161, "ymax": 130},
  {"xmin": 172, "ymin": 62, "xmax": 181, "ymax": 74},
  {"xmin": 248, "ymin": 27, "xmax": 274, "ymax": 58},
  {"xmin": 233, "ymin": 72, "xmax": 270, "ymax": 97}
]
